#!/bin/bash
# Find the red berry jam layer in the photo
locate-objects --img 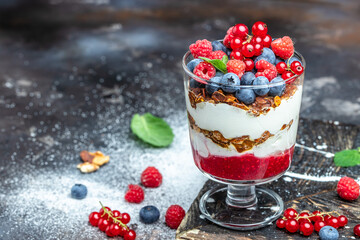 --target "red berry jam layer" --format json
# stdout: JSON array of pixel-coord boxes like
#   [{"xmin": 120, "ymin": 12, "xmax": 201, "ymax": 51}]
[{"xmin": 192, "ymin": 145, "xmax": 294, "ymax": 181}]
